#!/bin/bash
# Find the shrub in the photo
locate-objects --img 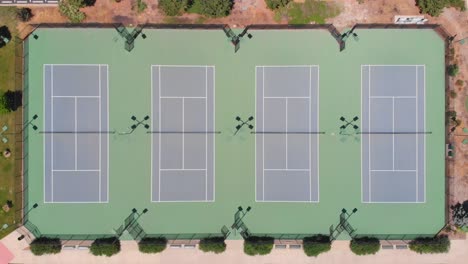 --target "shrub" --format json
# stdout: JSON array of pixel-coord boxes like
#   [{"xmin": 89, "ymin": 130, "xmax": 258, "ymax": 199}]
[
  {"xmin": 138, "ymin": 237, "xmax": 167, "ymax": 254},
  {"xmin": 90, "ymin": 237, "xmax": 120, "ymax": 257},
  {"xmin": 450, "ymin": 90, "xmax": 457, "ymax": 99},
  {"xmin": 349, "ymin": 237, "xmax": 380, "ymax": 255},
  {"xmin": 199, "ymin": 237, "xmax": 226, "ymax": 254},
  {"xmin": 447, "ymin": 64, "xmax": 459, "ymax": 77},
  {"xmin": 456, "ymin": 79, "xmax": 464, "ymax": 86},
  {"xmin": 198, "ymin": 0, "xmax": 233, "ymax": 17},
  {"xmin": 159, "ymin": 0, "xmax": 187, "ymax": 16},
  {"xmin": 303, "ymin": 235, "xmax": 331, "ymax": 257},
  {"xmin": 16, "ymin": 8, "xmax": 33, "ymax": 22},
  {"xmin": 133, "ymin": 0, "xmax": 148, "ymax": 13},
  {"xmin": 409, "ymin": 235, "xmax": 450, "ymax": 254},
  {"xmin": 244, "ymin": 236, "xmax": 274, "ymax": 256},
  {"xmin": 265, "ymin": 0, "xmax": 290, "ymax": 10},
  {"xmin": 58, "ymin": 0, "xmax": 86, "ymax": 23},
  {"xmin": 30, "ymin": 237, "xmax": 61, "ymax": 256}
]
